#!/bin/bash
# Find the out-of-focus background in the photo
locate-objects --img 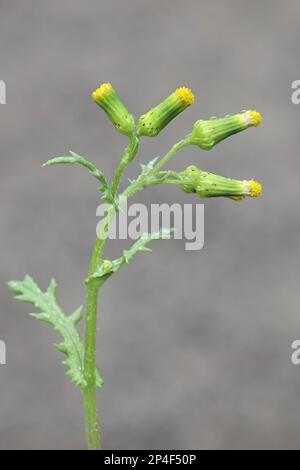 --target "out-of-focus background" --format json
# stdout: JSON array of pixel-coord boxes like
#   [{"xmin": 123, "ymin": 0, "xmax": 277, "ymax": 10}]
[{"xmin": 0, "ymin": 0, "xmax": 299, "ymax": 450}]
